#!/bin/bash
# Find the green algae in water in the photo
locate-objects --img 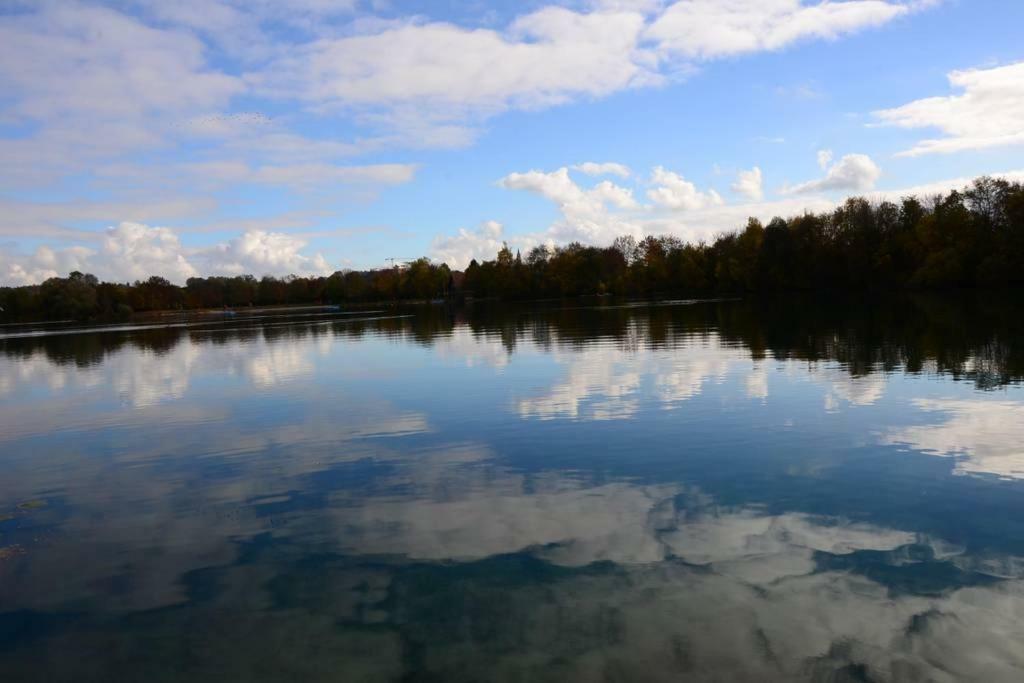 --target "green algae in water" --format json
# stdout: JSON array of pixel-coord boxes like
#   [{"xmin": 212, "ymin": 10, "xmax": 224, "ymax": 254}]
[{"xmin": 16, "ymin": 500, "xmax": 46, "ymax": 510}]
